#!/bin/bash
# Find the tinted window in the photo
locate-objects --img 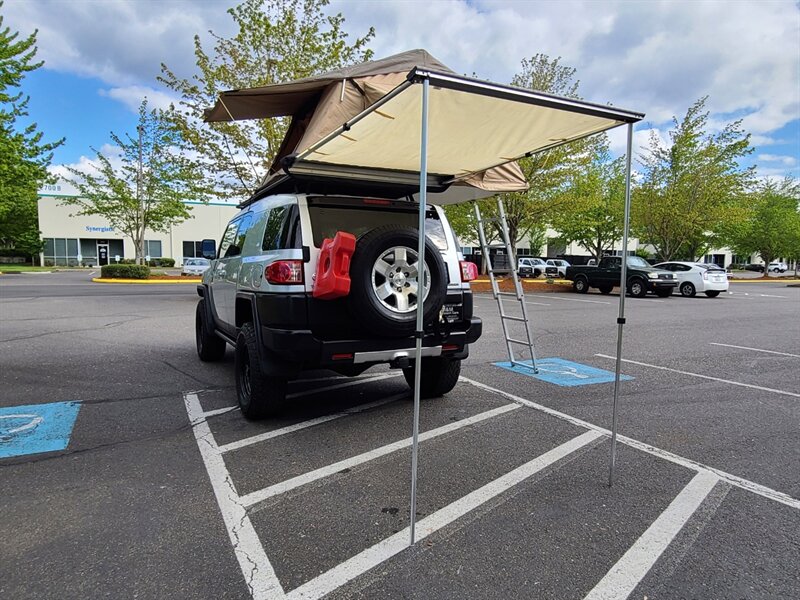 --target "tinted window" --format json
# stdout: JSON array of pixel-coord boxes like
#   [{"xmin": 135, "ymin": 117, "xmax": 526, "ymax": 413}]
[
  {"xmin": 308, "ymin": 205, "xmax": 447, "ymax": 250},
  {"xmin": 675, "ymin": 264, "xmax": 692, "ymax": 271},
  {"xmin": 626, "ymin": 256, "xmax": 650, "ymax": 268},
  {"xmin": 262, "ymin": 205, "xmax": 290, "ymax": 251},
  {"xmin": 234, "ymin": 214, "xmax": 253, "ymax": 251},
  {"xmin": 218, "ymin": 220, "xmax": 240, "ymax": 258}
]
